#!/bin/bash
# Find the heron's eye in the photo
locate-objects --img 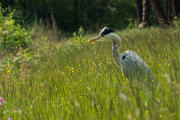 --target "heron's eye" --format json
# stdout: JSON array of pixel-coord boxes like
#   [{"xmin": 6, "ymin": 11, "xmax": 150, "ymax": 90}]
[{"xmin": 101, "ymin": 34, "xmax": 105, "ymax": 37}]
